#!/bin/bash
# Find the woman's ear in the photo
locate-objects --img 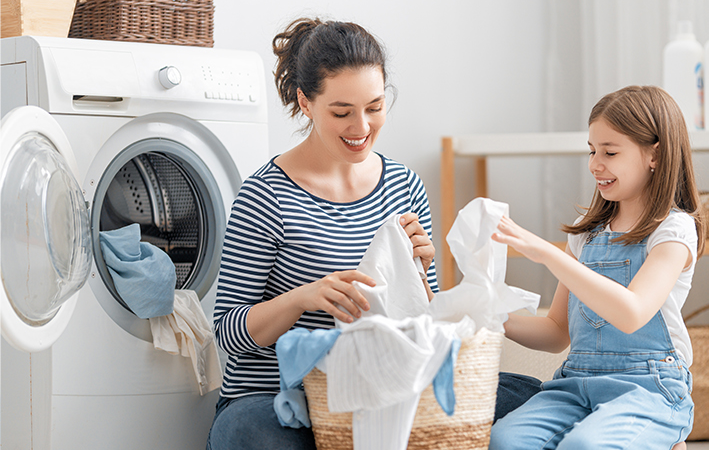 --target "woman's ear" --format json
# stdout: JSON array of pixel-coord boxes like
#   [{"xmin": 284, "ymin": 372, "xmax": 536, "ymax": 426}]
[{"xmin": 297, "ymin": 89, "xmax": 313, "ymax": 120}]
